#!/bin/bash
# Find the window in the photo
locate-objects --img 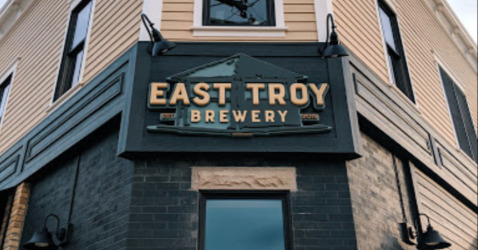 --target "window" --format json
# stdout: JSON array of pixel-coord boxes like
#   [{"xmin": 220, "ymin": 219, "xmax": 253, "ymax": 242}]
[
  {"xmin": 200, "ymin": 192, "xmax": 291, "ymax": 250},
  {"xmin": 0, "ymin": 74, "xmax": 12, "ymax": 128},
  {"xmin": 378, "ymin": 1, "xmax": 415, "ymax": 102},
  {"xmin": 203, "ymin": 0, "xmax": 275, "ymax": 26},
  {"xmin": 190, "ymin": 0, "xmax": 286, "ymax": 37},
  {"xmin": 440, "ymin": 67, "xmax": 477, "ymax": 162},
  {"xmin": 54, "ymin": 0, "xmax": 93, "ymax": 100}
]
